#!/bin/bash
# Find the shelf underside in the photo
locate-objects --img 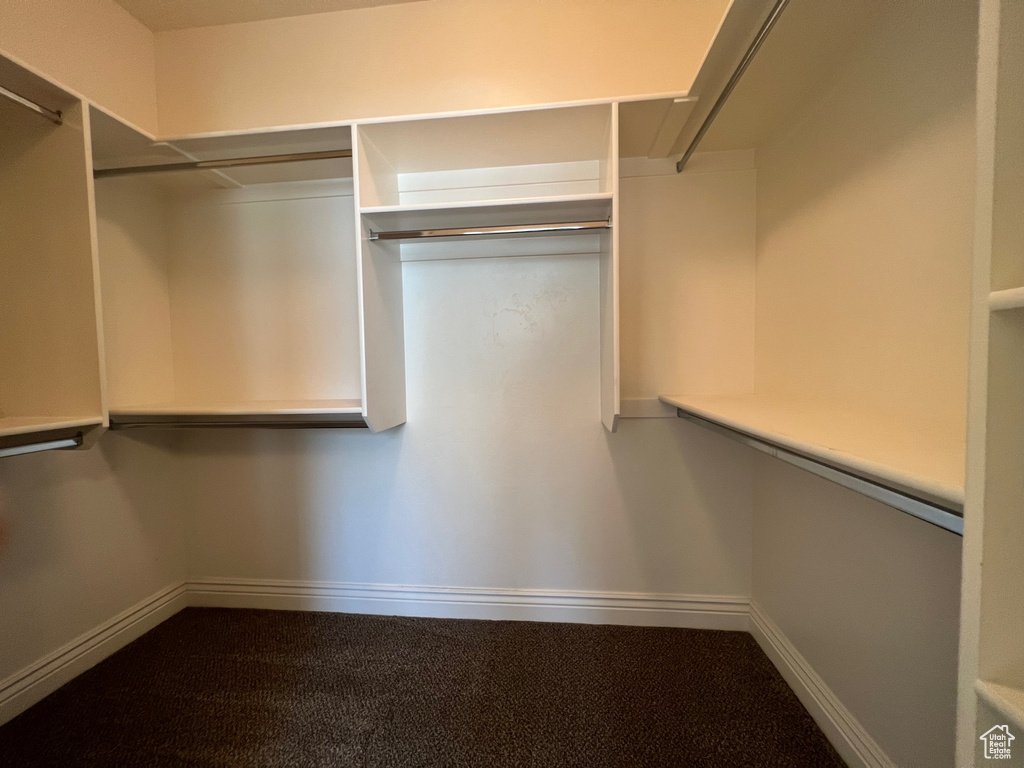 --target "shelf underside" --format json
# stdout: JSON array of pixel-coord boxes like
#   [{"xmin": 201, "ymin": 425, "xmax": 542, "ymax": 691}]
[
  {"xmin": 990, "ymin": 286, "xmax": 1024, "ymax": 311},
  {"xmin": 976, "ymin": 680, "xmax": 1024, "ymax": 734},
  {"xmin": 109, "ymin": 400, "xmax": 366, "ymax": 428},
  {"xmin": 659, "ymin": 393, "xmax": 965, "ymax": 512},
  {"xmin": 361, "ymin": 194, "xmax": 613, "ymax": 234},
  {"xmin": 0, "ymin": 416, "xmax": 104, "ymax": 439}
]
